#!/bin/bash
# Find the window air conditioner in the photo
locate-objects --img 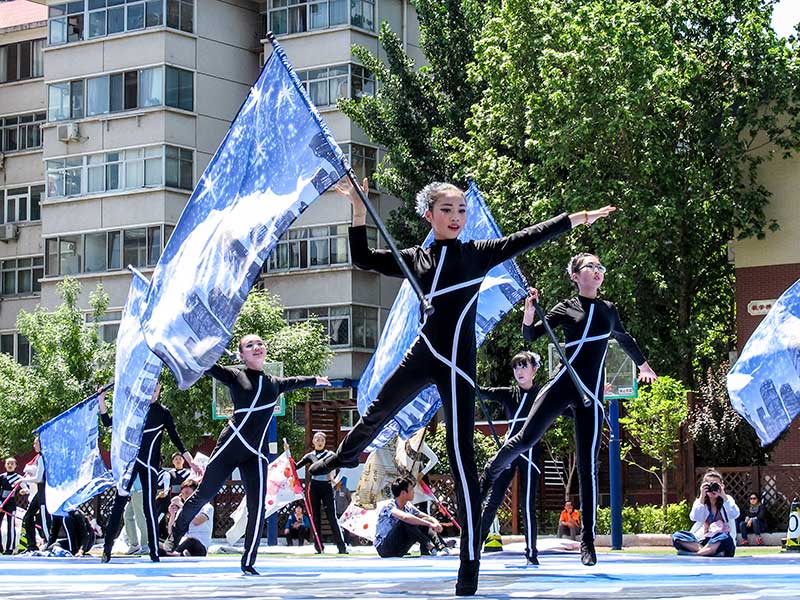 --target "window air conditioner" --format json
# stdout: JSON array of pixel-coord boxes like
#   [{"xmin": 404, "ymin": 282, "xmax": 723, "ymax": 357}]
[
  {"xmin": 0, "ymin": 224, "xmax": 18, "ymax": 242},
  {"xmin": 57, "ymin": 122, "xmax": 81, "ymax": 143}
]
